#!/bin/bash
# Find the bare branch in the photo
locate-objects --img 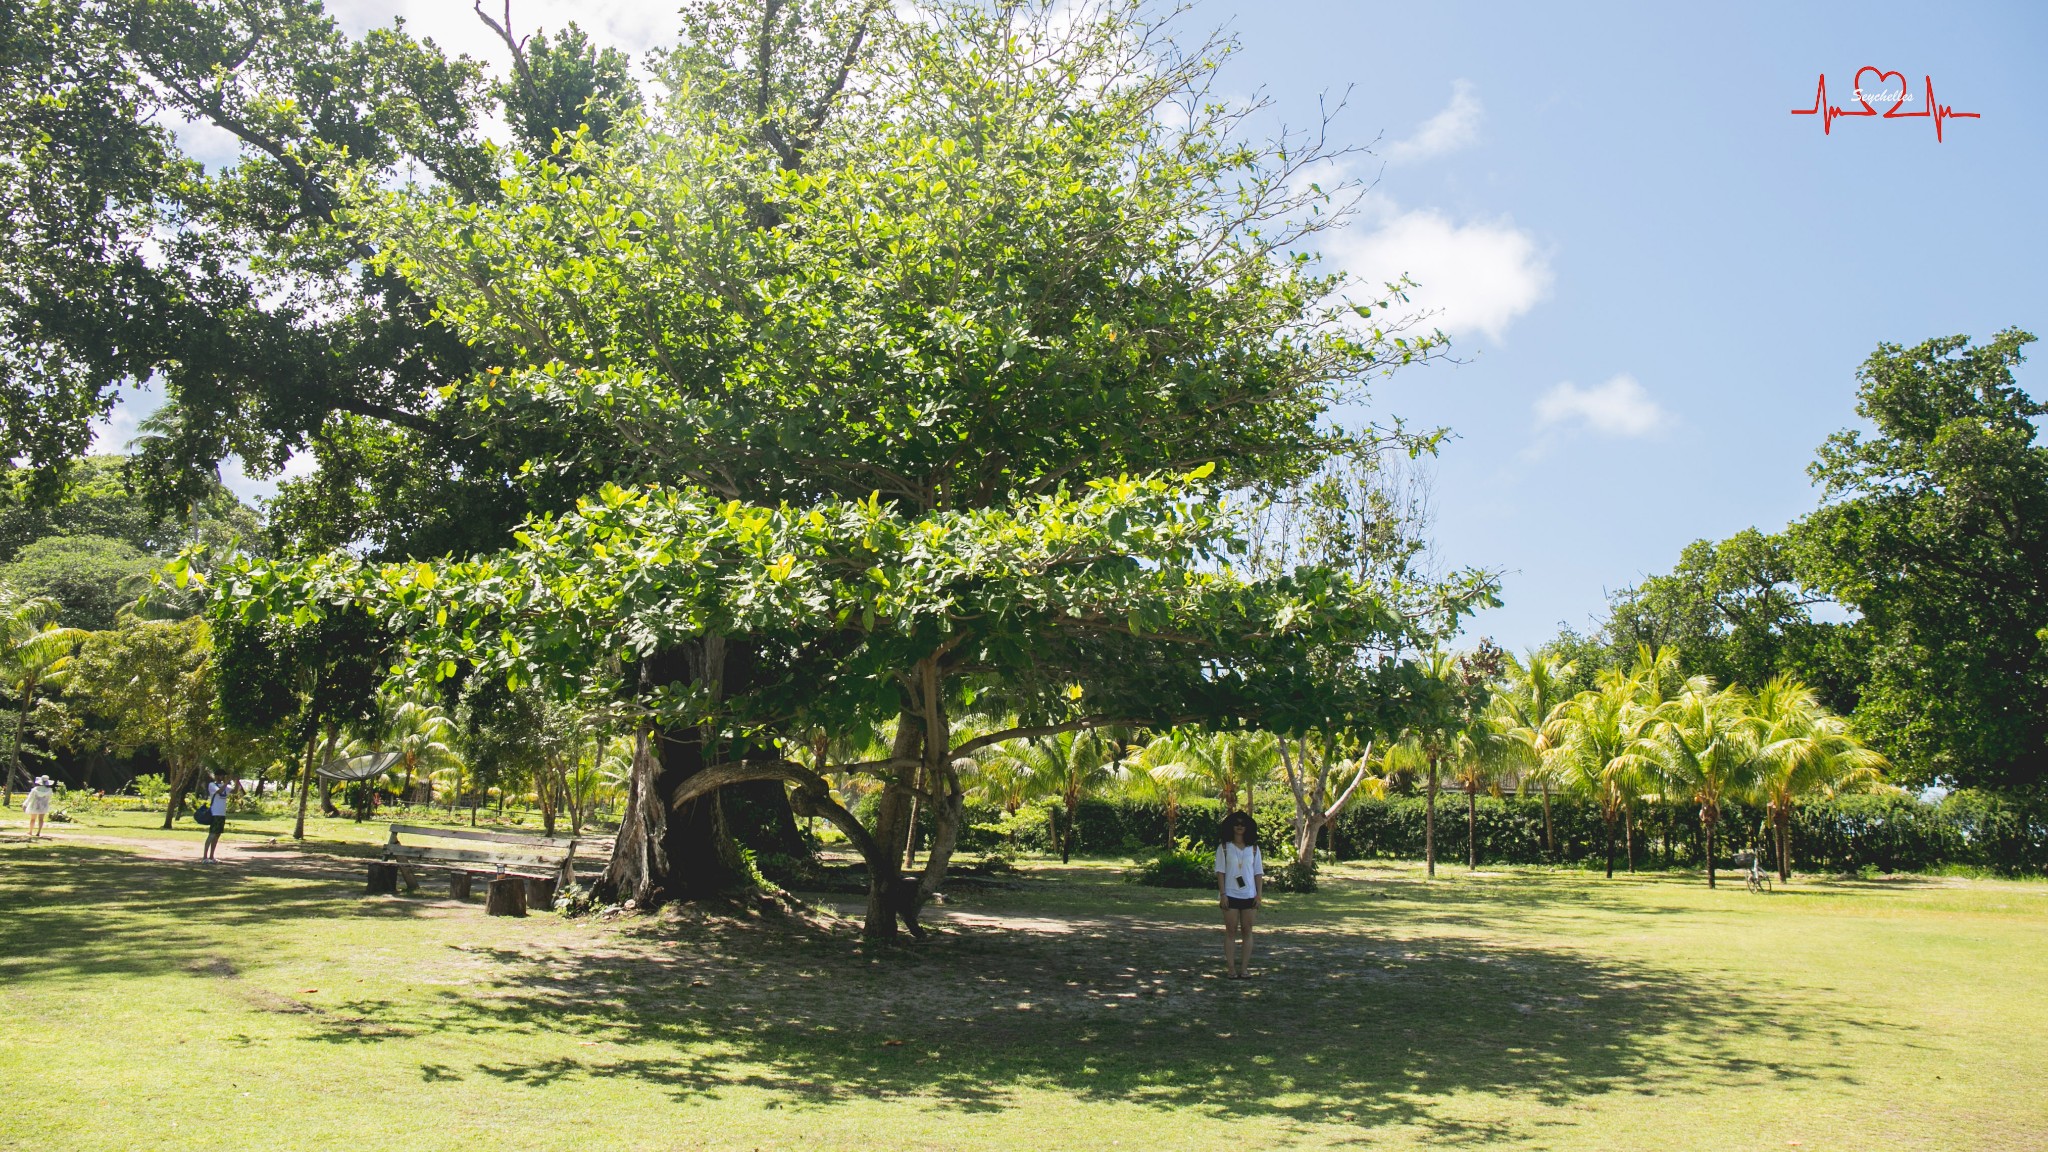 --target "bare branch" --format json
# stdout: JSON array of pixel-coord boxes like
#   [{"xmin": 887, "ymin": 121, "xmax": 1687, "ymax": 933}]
[{"xmin": 473, "ymin": 0, "xmax": 538, "ymax": 95}]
